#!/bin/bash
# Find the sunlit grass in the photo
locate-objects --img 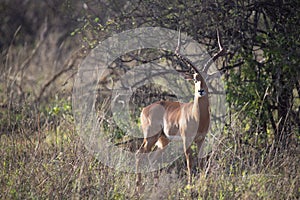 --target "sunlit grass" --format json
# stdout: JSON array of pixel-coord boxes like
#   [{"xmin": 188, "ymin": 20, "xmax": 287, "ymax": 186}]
[{"xmin": 0, "ymin": 99, "xmax": 299, "ymax": 199}]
